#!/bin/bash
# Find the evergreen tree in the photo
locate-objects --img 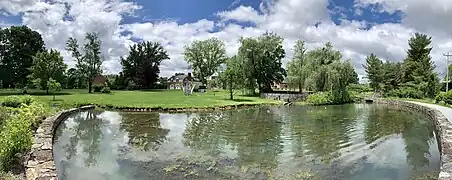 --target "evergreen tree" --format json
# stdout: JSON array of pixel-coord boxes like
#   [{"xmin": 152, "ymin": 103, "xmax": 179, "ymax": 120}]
[
  {"xmin": 402, "ymin": 33, "xmax": 438, "ymax": 98},
  {"xmin": 363, "ymin": 53, "xmax": 383, "ymax": 92}
]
